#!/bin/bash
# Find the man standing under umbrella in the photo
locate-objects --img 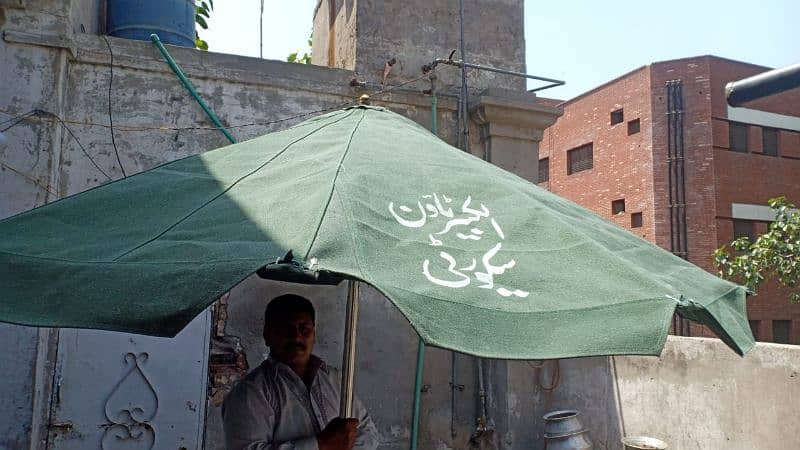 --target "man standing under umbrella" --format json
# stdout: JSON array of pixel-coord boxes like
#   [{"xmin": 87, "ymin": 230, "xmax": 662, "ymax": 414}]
[{"xmin": 223, "ymin": 294, "xmax": 380, "ymax": 450}]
